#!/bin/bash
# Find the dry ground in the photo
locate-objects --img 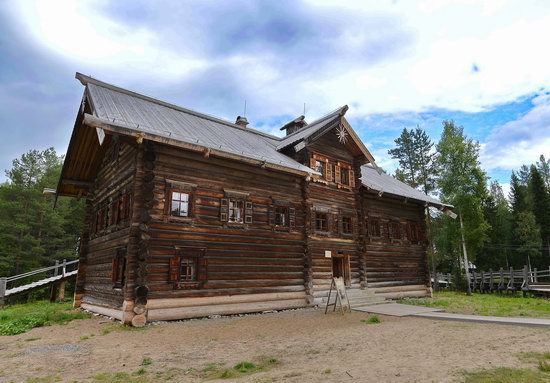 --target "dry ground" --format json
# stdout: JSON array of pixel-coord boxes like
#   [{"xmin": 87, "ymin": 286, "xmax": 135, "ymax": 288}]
[{"xmin": 1, "ymin": 308, "xmax": 550, "ymax": 382}]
